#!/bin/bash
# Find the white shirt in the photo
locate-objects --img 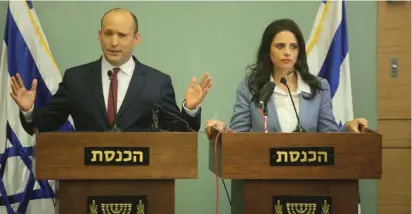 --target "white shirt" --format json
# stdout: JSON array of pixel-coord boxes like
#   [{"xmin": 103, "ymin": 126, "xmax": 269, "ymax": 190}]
[
  {"xmin": 270, "ymin": 74, "xmax": 311, "ymax": 133},
  {"xmin": 101, "ymin": 56, "xmax": 134, "ymax": 112}
]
